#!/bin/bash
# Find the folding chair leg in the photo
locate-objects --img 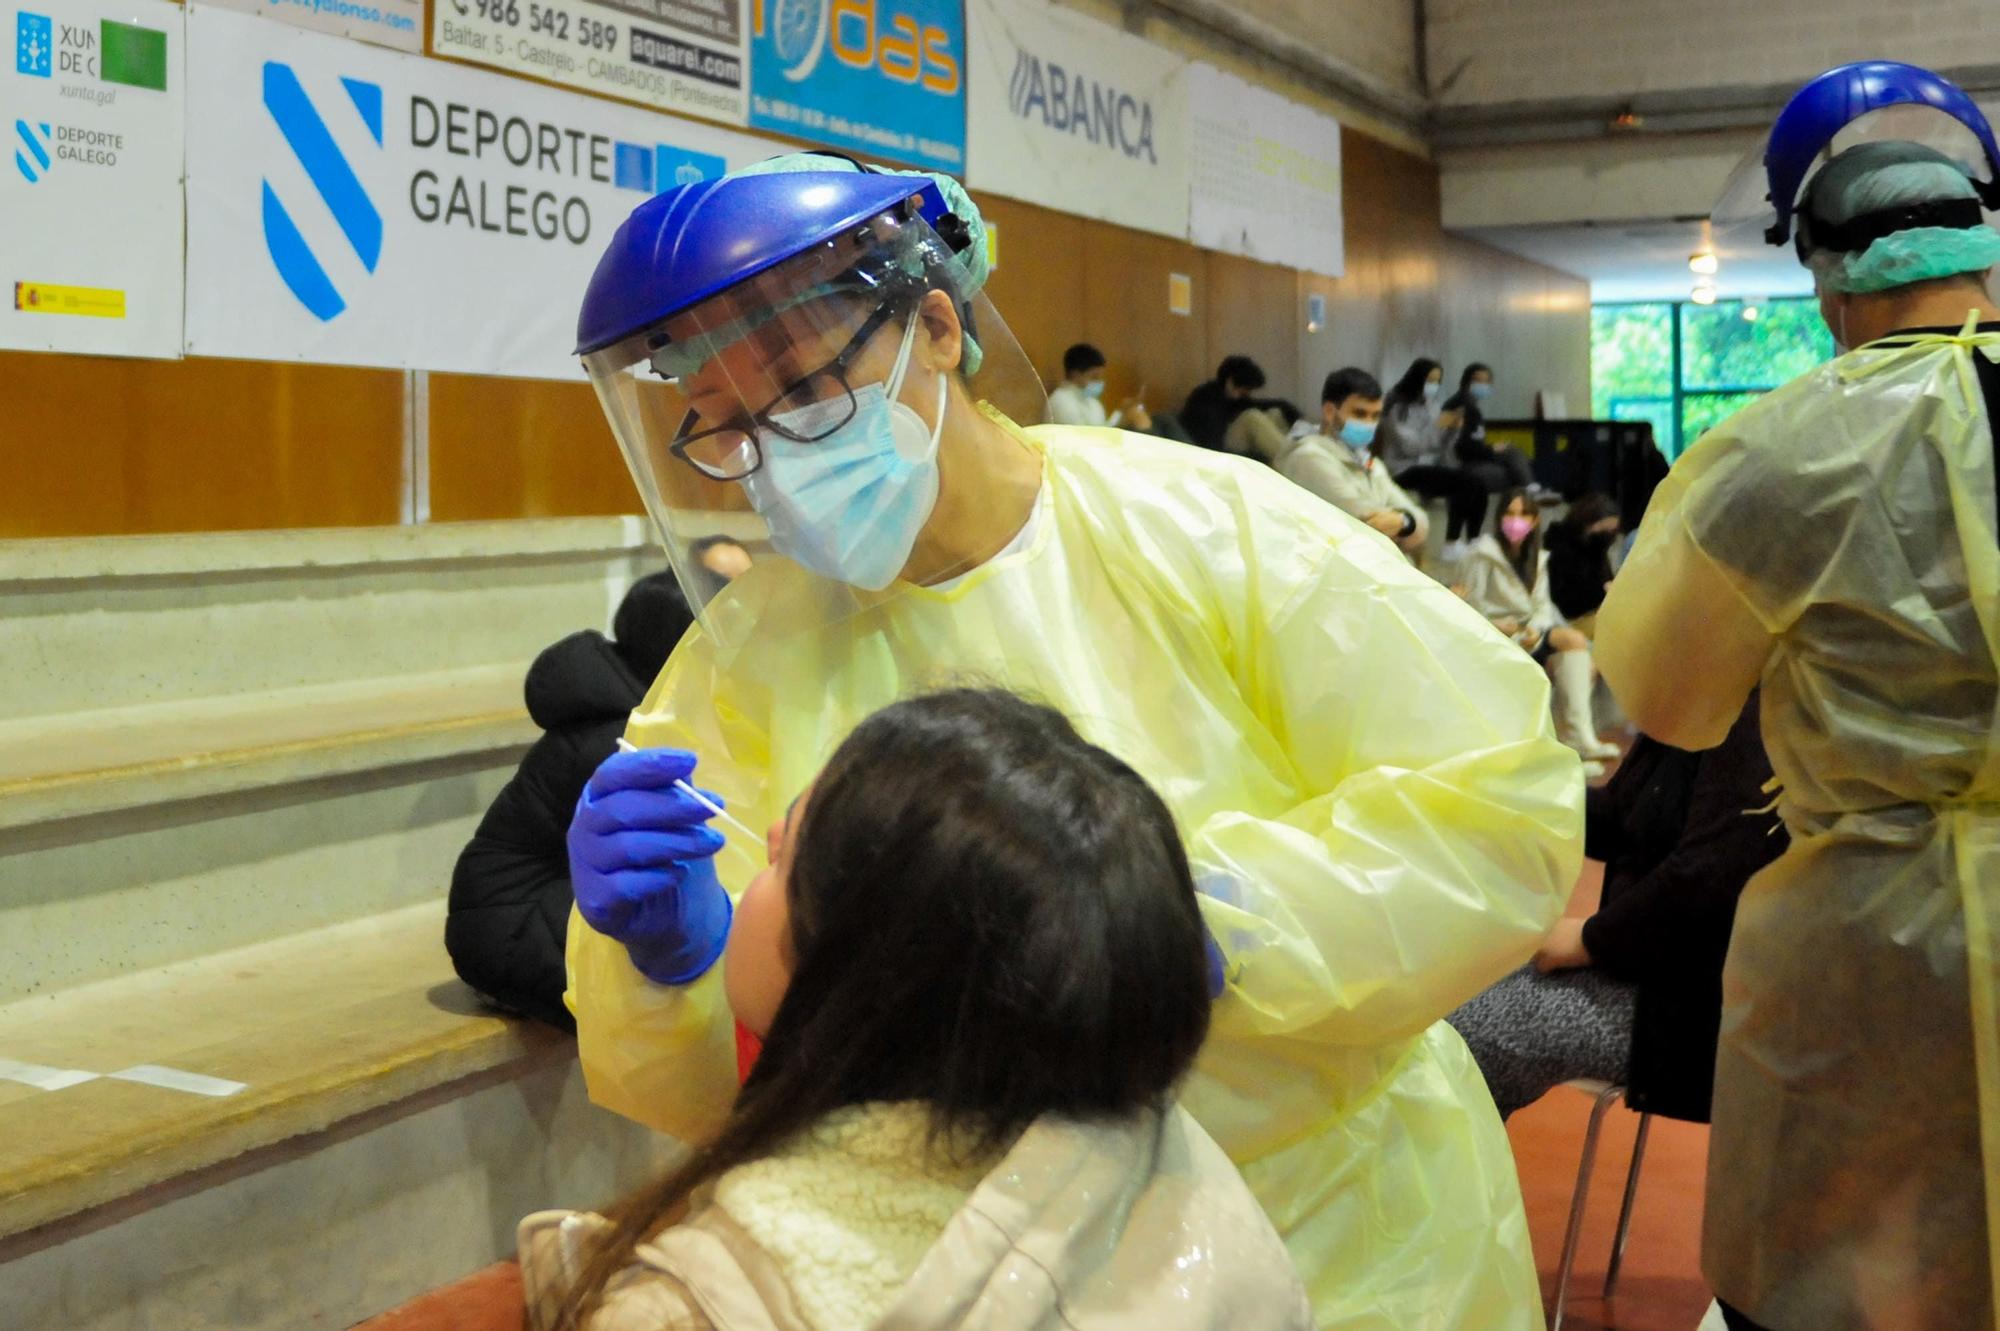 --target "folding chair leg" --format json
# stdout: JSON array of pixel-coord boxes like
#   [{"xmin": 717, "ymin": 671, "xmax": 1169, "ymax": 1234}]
[
  {"xmin": 1603, "ymin": 1112, "xmax": 1653, "ymax": 1298},
  {"xmin": 1551, "ymin": 1084, "xmax": 1623, "ymax": 1330}
]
